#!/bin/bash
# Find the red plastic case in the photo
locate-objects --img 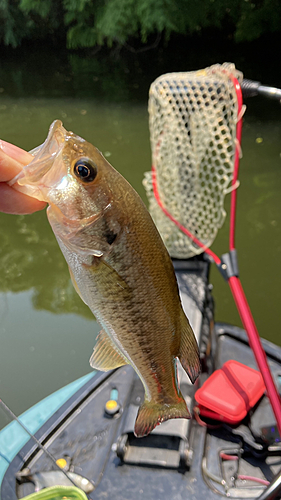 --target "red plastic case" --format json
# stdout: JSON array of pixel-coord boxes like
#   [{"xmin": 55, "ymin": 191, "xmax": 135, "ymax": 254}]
[{"xmin": 195, "ymin": 360, "xmax": 266, "ymax": 424}]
